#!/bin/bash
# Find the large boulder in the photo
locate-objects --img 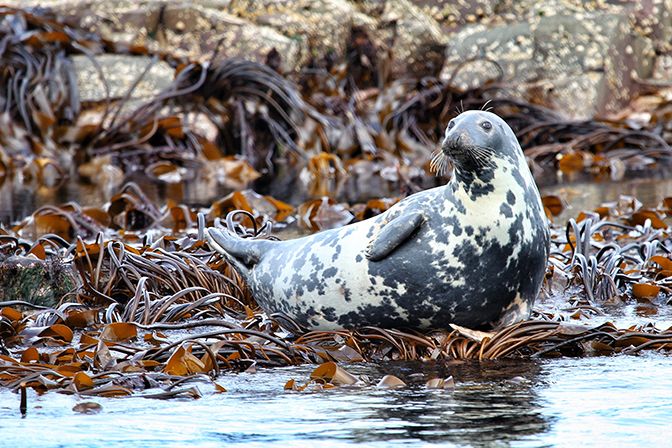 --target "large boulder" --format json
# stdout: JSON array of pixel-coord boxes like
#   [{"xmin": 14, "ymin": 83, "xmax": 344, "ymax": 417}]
[
  {"xmin": 9, "ymin": 0, "xmax": 303, "ymax": 72},
  {"xmin": 440, "ymin": 0, "xmax": 672, "ymax": 118},
  {"xmin": 72, "ymin": 54, "xmax": 175, "ymax": 103},
  {"xmin": 227, "ymin": 0, "xmax": 356, "ymax": 66},
  {"xmin": 355, "ymin": 0, "xmax": 448, "ymax": 78}
]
